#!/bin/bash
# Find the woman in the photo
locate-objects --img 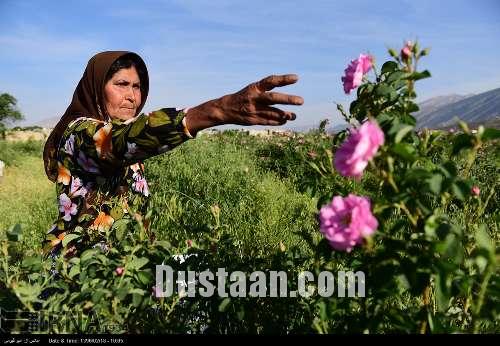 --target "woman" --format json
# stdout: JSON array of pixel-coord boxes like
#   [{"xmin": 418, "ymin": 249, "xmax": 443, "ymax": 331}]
[{"xmin": 42, "ymin": 50, "xmax": 303, "ymax": 259}]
